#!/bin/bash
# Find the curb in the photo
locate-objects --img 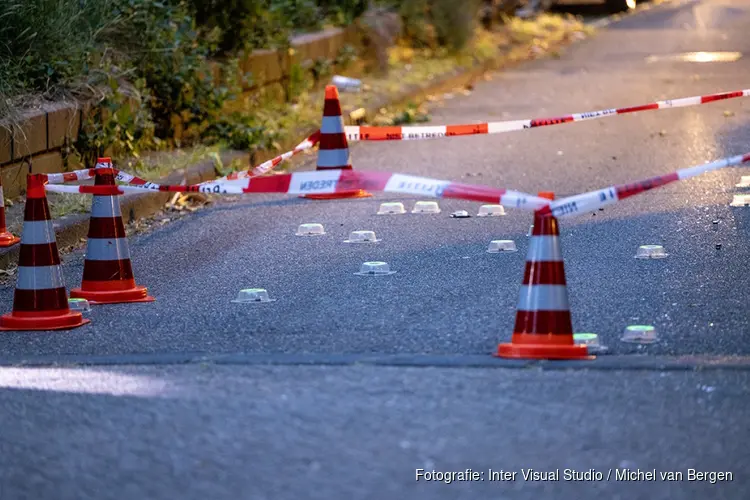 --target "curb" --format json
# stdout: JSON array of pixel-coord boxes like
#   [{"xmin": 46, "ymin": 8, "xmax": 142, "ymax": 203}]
[{"xmin": 0, "ymin": 31, "xmax": 578, "ymax": 270}]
